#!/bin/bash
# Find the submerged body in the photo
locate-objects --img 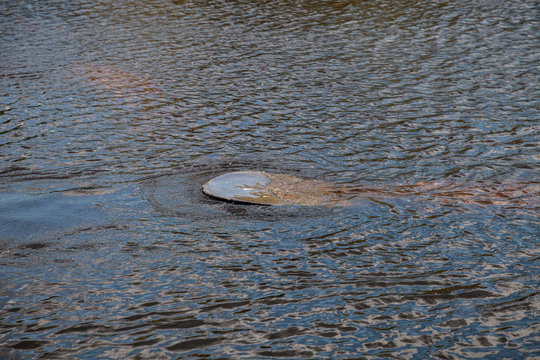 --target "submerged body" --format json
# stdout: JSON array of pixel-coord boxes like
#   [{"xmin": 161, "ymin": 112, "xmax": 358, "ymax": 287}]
[{"xmin": 203, "ymin": 171, "xmax": 539, "ymax": 208}]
